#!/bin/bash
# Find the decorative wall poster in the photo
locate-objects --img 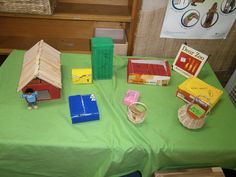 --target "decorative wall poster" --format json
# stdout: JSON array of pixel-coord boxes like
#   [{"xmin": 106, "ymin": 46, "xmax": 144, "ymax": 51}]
[
  {"xmin": 173, "ymin": 44, "xmax": 208, "ymax": 78},
  {"xmin": 161, "ymin": 0, "xmax": 236, "ymax": 39}
]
